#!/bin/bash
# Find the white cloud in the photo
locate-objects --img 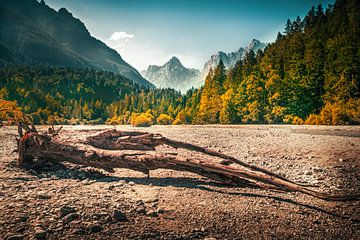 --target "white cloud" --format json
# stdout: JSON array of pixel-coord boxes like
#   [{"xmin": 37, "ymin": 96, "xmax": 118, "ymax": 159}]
[
  {"xmin": 109, "ymin": 31, "xmax": 134, "ymax": 41},
  {"xmin": 106, "ymin": 31, "xmax": 134, "ymax": 52}
]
